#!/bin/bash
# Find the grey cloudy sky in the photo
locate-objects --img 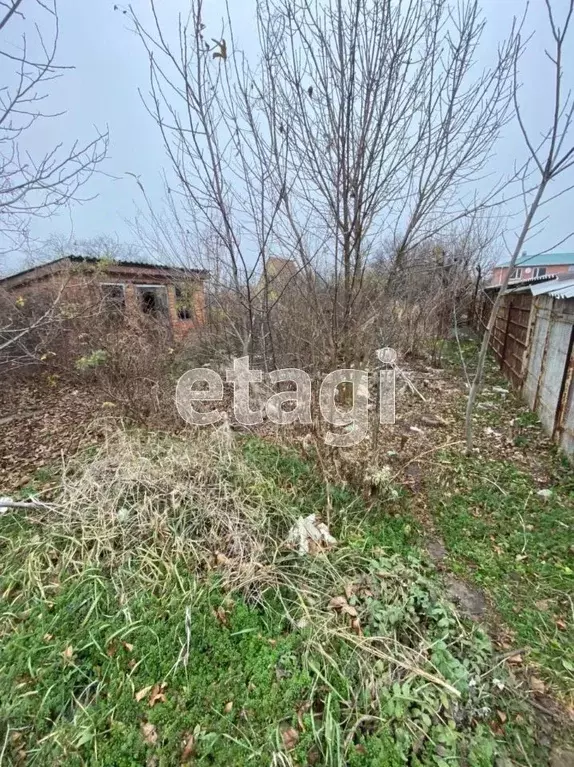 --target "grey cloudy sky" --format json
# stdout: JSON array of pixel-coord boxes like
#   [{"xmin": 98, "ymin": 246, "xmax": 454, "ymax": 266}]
[{"xmin": 3, "ymin": 0, "xmax": 574, "ymax": 274}]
